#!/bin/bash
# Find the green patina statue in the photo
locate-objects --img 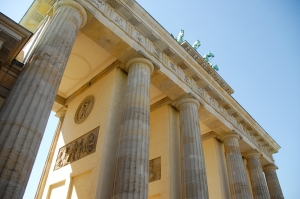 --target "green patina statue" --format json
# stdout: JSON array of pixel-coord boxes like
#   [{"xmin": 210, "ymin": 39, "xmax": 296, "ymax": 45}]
[
  {"xmin": 177, "ymin": 29, "xmax": 184, "ymax": 44},
  {"xmin": 192, "ymin": 40, "xmax": 201, "ymax": 50},
  {"xmin": 209, "ymin": 62, "xmax": 219, "ymax": 71},
  {"xmin": 212, "ymin": 64, "xmax": 219, "ymax": 71},
  {"xmin": 203, "ymin": 51, "xmax": 215, "ymax": 62}
]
